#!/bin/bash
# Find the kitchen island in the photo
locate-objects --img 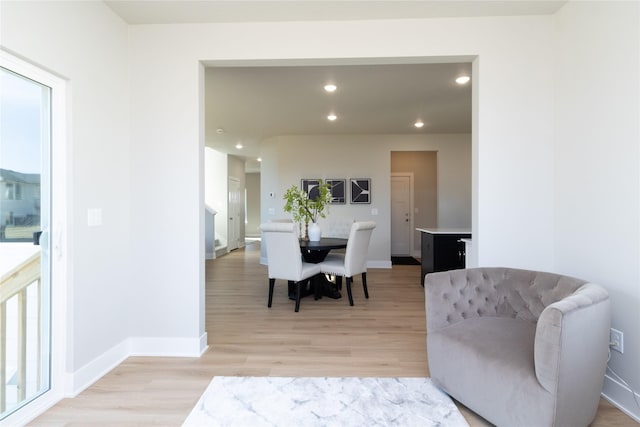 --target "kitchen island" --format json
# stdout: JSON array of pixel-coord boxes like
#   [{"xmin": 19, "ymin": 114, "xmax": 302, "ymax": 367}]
[{"xmin": 417, "ymin": 228, "xmax": 471, "ymax": 286}]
